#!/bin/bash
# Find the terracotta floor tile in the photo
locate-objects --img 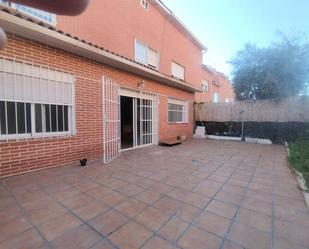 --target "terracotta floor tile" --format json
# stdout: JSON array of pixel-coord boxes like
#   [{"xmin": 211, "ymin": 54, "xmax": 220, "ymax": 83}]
[
  {"xmin": 228, "ymin": 223, "xmax": 271, "ymax": 249},
  {"xmin": 51, "ymin": 224, "xmax": 101, "ymax": 249},
  {"xmin": 235, "ymin": 208, "xmax": 272, "ymax": 233},
  {"xmin": 60, "ymin": 193, "xmax": 93, "ymax": 210},
  {"xmin": 194, "ymin": 211, "xmax": 231, "ymax": 237},
  {"xmin": 273, "ymin": 237, "xmax": 307, "ymax": 249},
  {"xmin": 177, "ymin": 226, "xmax": 222, "ymax": 249},
  {"xmin": 88, "ymin": 209, "xmax": 128, "ymax": 236},
  {"xmin": 99, "ymin": 191, "xmax": 128, "ymax": 206},
  {"xmin": 142, "ymin": 236, "xmax": 177, "ymax": 249},
  {"xmin": 117, "ymin": 184, "xmax": 144, "ymax": 196},
  {"xmin": 38, "ymin": 213, "xmax": 82, "ymax": 241},
  {"xmin": 215, "ymin": 191, "xmax": 243, "ymax": 206},
  {"xmin": 174, "ymin": 203, "xmax": 201, "ymax": 223},
  {"xmin": 274, "ymin": 219, "xmax": 309, "ymax": 248},
  {"xmin": 0, "ymin": 216, "xmax": 32, "ymax": 243},
  {"xmin": 241, "ymin": 196, "xmax": 273, "ymax": 216},
  {"xmin": 135, "ymin": 207, "xmax": 171, "ymax": 231},
  {"xmin": 0, "ymin": 228, "xmax": 45, "ymax": 249},
  {"xmin": 153, "ymin": 196, "xmax": 181, "ymax": 215},
  {"xmin": 115, "ymin": 198, "xmax": 146, "ymax": 218},
  {"xmin": 134, "ymin": 190, "xmax": 163, "ymax": 205},
  {"xmin": 73, "ymin": 200, "xmax": 109, "ymax": 221},
  {"xmin": 1, "ymin": 139, "xmax": 308, "ymax": 249},
  {"xmin": 158, "ymin": 217, "xmax": 188, "ymax": 242},
  {"xmin": 193, "ymin": 185, "xmax": 218, "ymax": 198},
  {"xmin": 205, "ymin": 199, "xmax": 238, "ymax": 219},
  {"xmin": 28, "ymin": 203, "xmax": 67, "ymax": 226},
  {"xmin": 90, "ymin": 239, "xmax": 115, "ymax": 249},
  {"xmin": 108, "ymin": 221, "xmax": 152, "ymax": 249},
  {"xmin": 221, "ymin": 240, "xmax": 245, "ymax": 249}
]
